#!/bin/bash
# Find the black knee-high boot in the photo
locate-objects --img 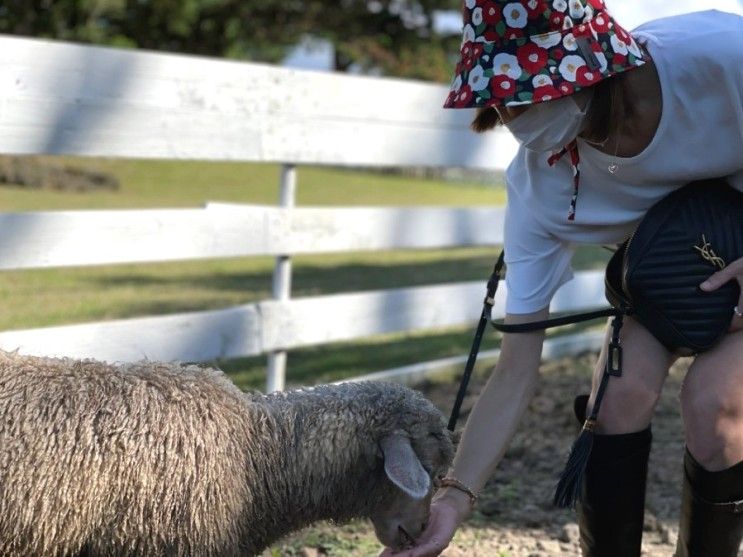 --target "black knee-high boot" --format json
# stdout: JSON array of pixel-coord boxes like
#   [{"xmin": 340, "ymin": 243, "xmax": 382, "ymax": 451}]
[
  {"xmin": 573, "ymin": 395, "xmax": 652, "ymax": 557},
  {"xmin": 675, "ymin": 448, "xmax": 743, "ymax": 557}
]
